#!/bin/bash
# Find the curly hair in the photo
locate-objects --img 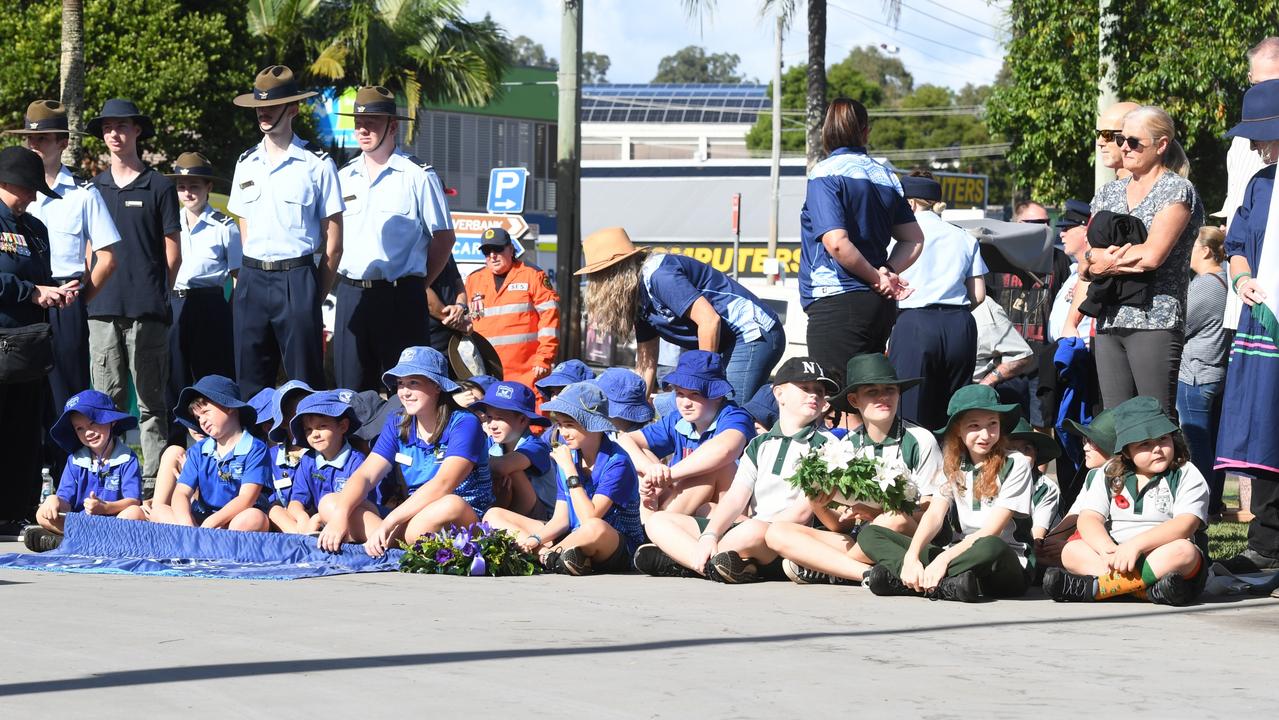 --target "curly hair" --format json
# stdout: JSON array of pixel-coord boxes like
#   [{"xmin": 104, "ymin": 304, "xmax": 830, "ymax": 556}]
[
  {"xmin": 584, "ymin": 252, "xmax": 647, "ymax": 339},
  {"xmin": 1104, "ymin": 432, "xmax": 1190, "ymax": 494},
  {"xmin": 941, "ymin": 412, "xmax": 1008, "ymax": 503}
]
